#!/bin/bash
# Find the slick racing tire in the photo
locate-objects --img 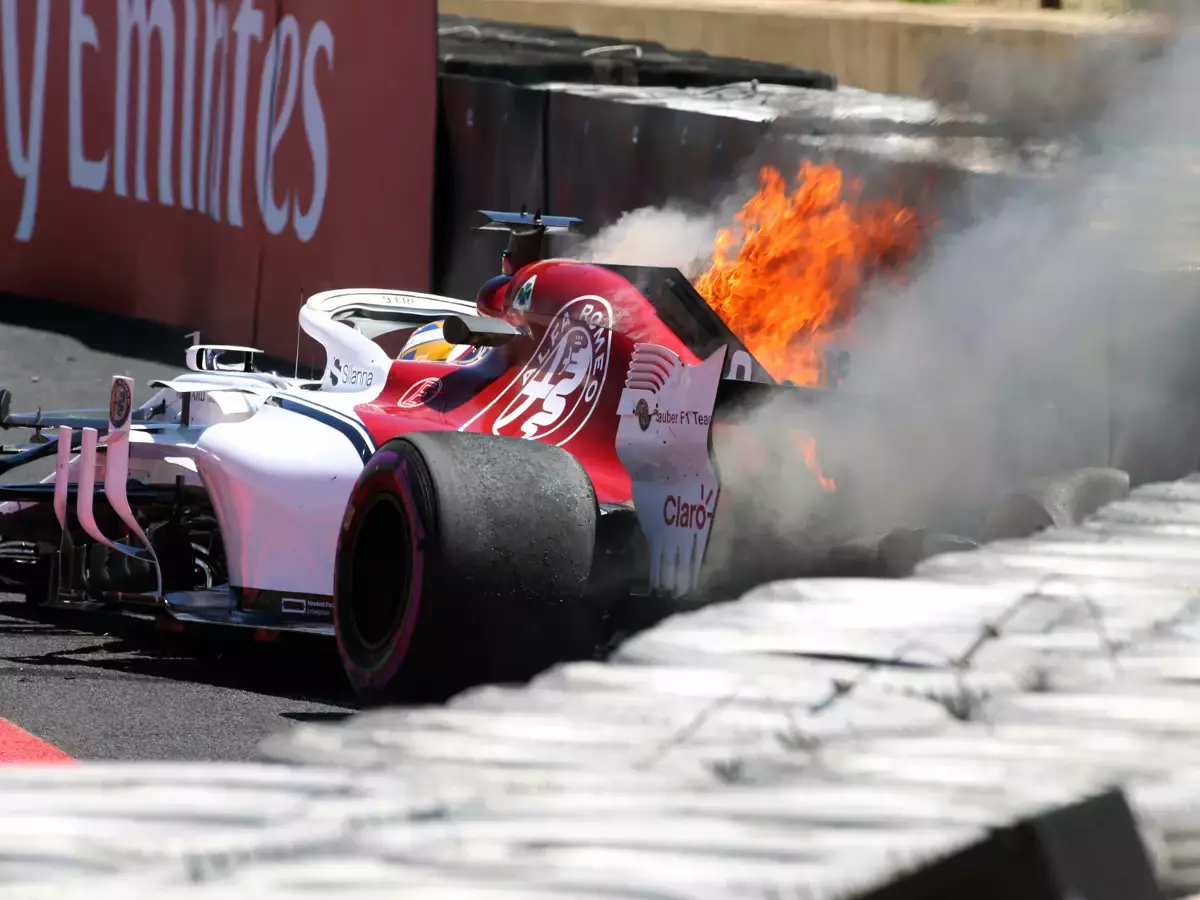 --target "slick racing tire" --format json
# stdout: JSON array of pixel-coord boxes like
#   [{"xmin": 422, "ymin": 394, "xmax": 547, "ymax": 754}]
[
  {"xmin": 334, "ymin": 431, "xmax": 599, "ymax": 706},
  {"xmin": 978, "ymin": 466, "xmax": 1131, "ymax": 543}
]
